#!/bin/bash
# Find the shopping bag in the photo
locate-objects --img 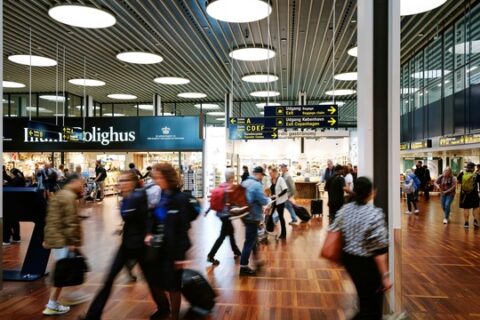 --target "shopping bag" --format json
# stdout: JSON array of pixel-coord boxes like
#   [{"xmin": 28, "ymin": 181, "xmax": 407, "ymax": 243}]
[
  {"xmin": 53, "ymin": 250, "xmax": 89, "ymax": 287},
  {"xmin": 320, "ymin": 231, "xmax": 343, "ymax": 264}
]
